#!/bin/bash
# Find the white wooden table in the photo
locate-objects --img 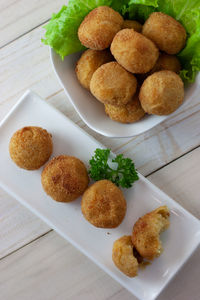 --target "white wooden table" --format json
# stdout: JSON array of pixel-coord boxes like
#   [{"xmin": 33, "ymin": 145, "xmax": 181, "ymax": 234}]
[{"xmin": 0, "ymin": 1, "xmax": 200, "ymax": 299}]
